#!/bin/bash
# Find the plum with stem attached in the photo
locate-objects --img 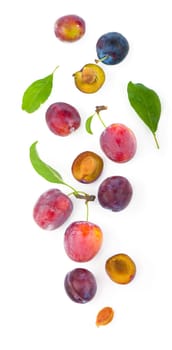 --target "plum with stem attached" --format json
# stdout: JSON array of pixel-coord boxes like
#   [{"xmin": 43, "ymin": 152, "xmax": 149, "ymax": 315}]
[
  {"xmin": 30, "ymin": 141, "xmax": 96, "ymax": 229},
  {"xmin": 64, "ymin": 221, "xmax": 103, "ymax": 262},
  {"xmin": 30, "ymin": 142, "xmax": 103, "ymax": 262},
  {"xmin": 96, "ymin": 32, "xmax": 129, "ymax": 65},
  {"xmin": 85, "ymin": 106, "xmax": 137, "ymax": 163}
]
